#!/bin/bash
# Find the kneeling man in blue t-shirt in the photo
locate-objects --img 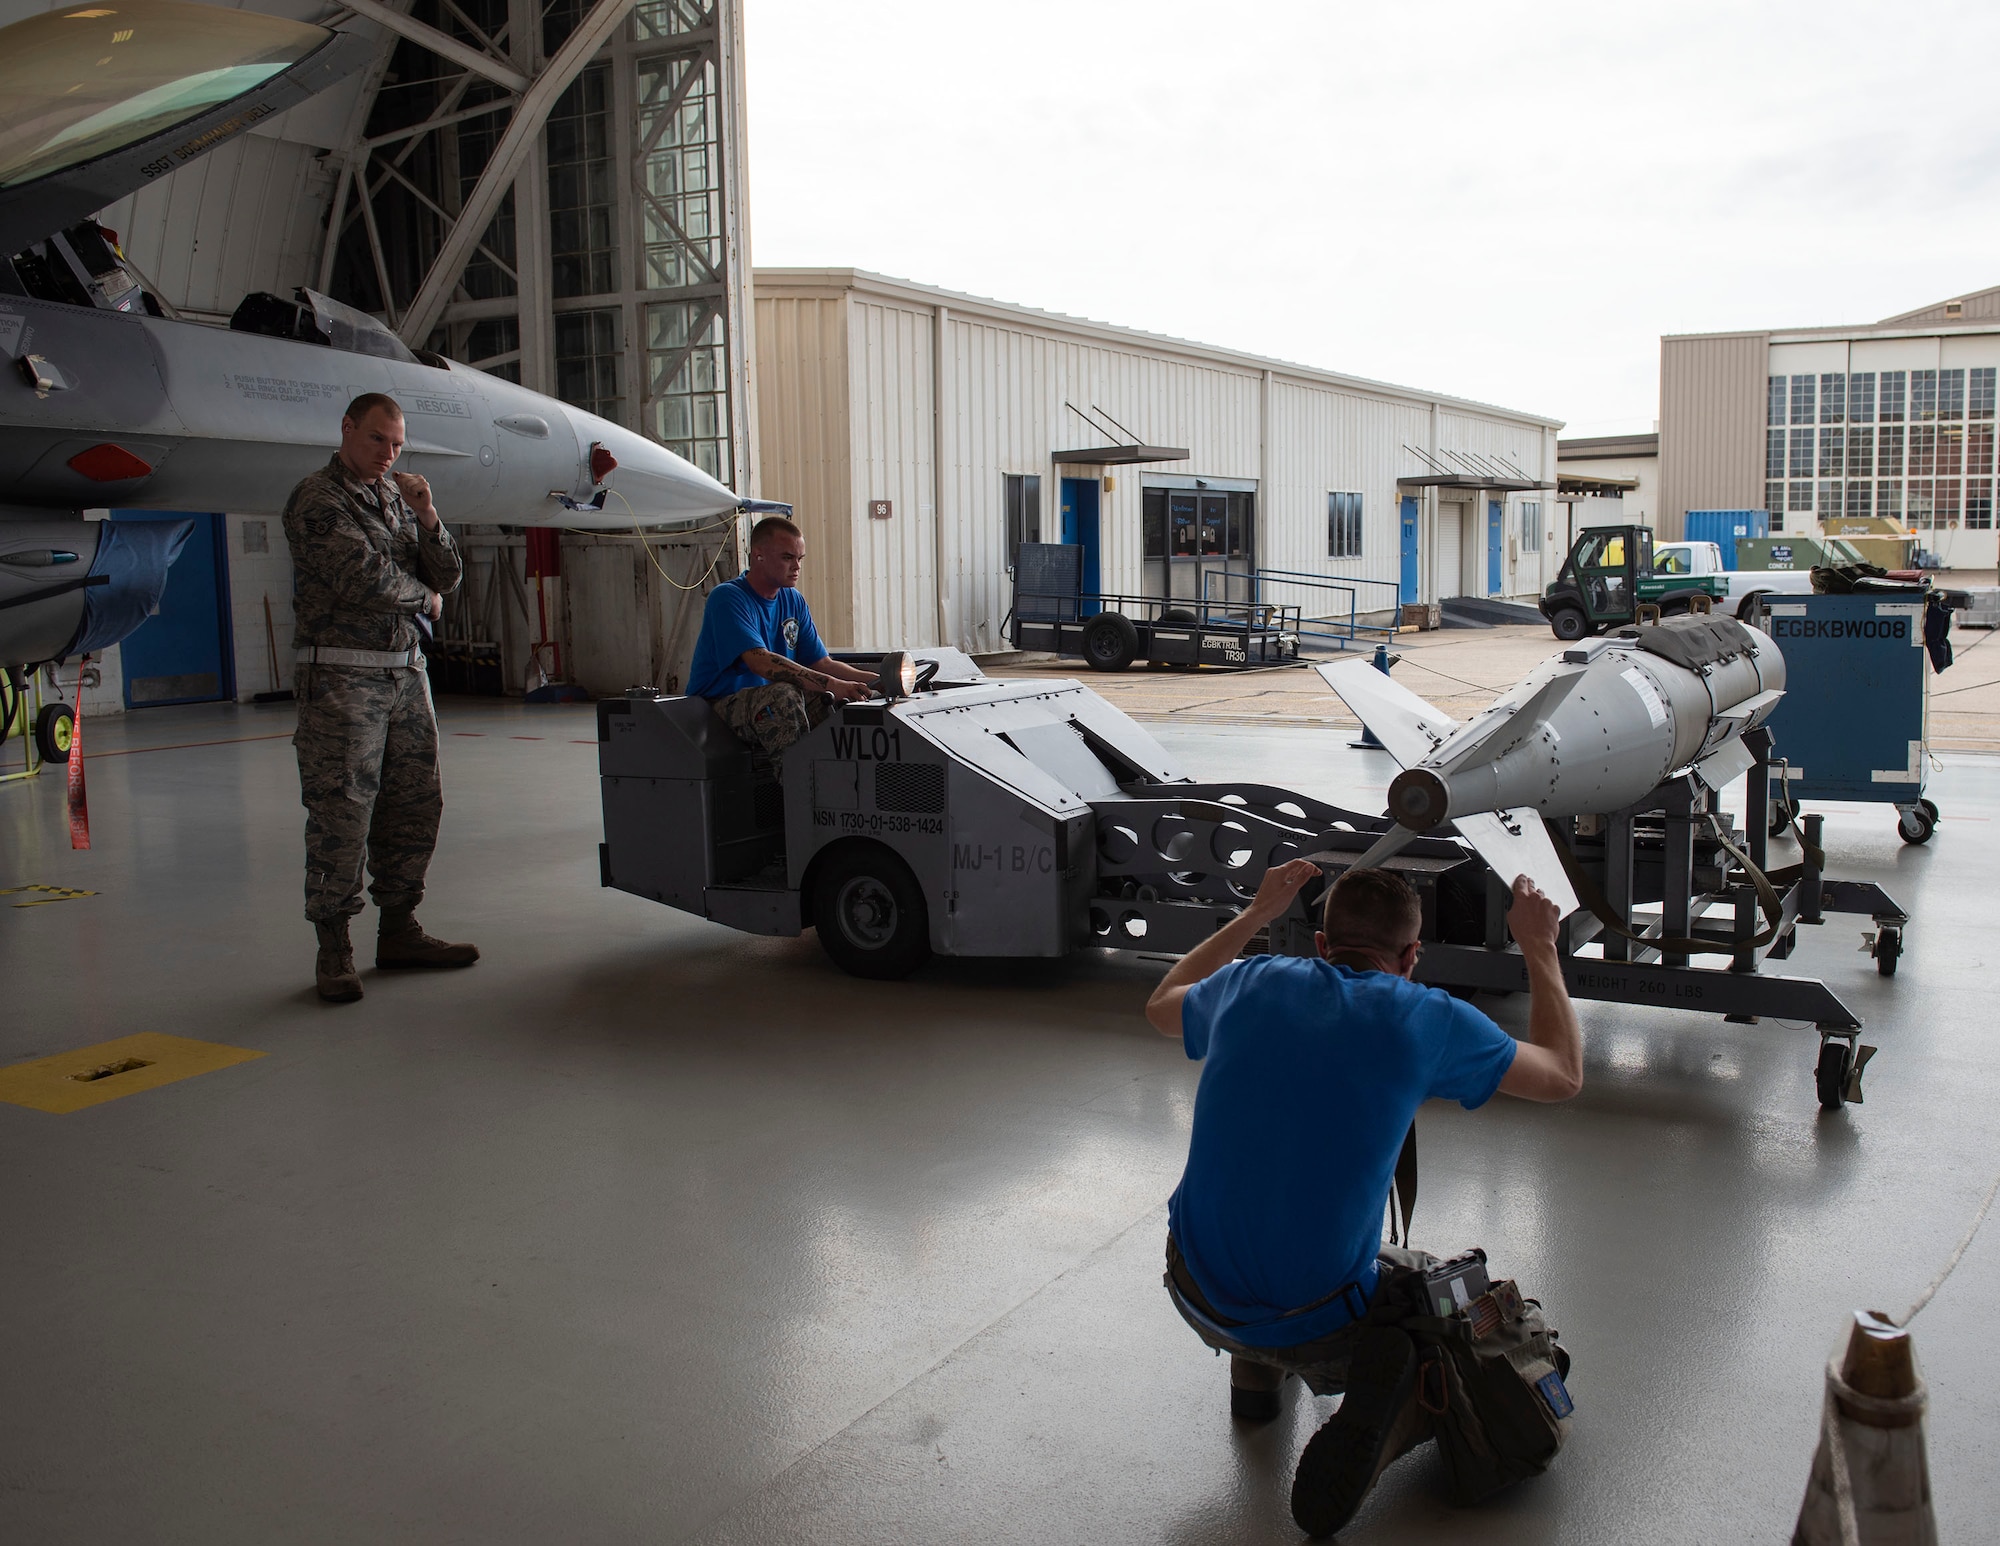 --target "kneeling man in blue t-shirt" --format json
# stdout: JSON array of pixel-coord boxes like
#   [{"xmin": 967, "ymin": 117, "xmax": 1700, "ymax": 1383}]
[
  {"xmin": 684, "ymin": 516, "xmax": 879, "ymax": 761},
  {"xmin": 1146, "ymin": 861, "xmax": 1581, "ymax": 1538}
]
